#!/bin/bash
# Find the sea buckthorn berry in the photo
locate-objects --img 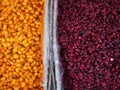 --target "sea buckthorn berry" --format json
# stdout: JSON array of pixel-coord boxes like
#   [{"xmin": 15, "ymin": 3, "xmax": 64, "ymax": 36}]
[
  {"xmin": 21, "ymin": 82, "xmax": 26, "ymax": 87},
  {"xmin": 15, "ymin": 68, "xmax": 20, "ymax": 72},
  {"xmin": 0, "ymin": 0, "xmax": 44, "ymax": 89},
  {"xmin": 28, "ymin": 58, "xmax": 34, "ymax": 63},
  {"xmin": 14, "ymin": 87, "xmax": 19, "ymax": 90}
]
